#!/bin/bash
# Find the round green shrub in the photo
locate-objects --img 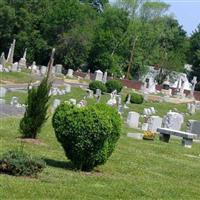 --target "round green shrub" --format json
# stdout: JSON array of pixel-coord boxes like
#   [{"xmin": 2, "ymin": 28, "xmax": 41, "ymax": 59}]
[
  {"xmin": 106, "ymin": 80, "xmax": 123, "ymax": 93},
  {"xmin": 126, "ymin": 93, "xmax": 144, "ymax": 104},
  {"xmin": 52, "ymin": 103, "xmax": 122, "ymax": 171},
  {"xmin": 0, "ymin": 150, "xmax": 45, "ymax": 176},
  {"xmin": 89, "ymin": 81, "xmax": 107, "ymax": 93}
]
